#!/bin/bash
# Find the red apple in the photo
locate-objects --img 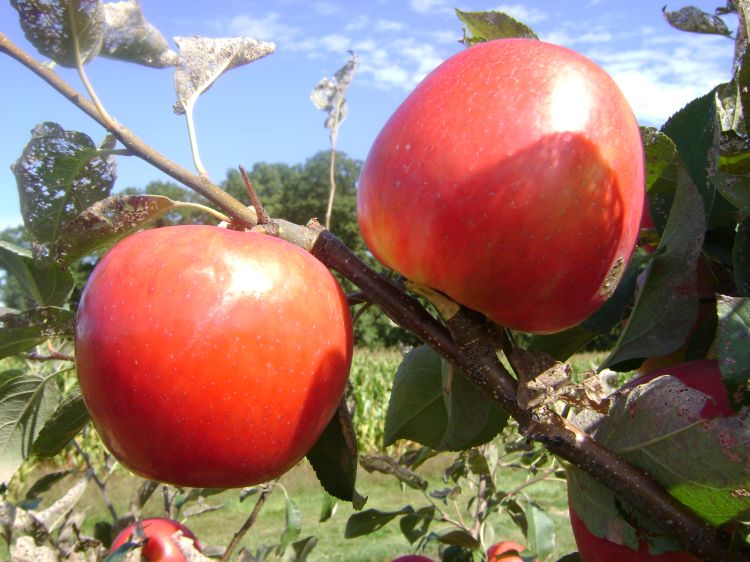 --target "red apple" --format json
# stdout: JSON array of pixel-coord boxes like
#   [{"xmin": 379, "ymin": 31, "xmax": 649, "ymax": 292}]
[
  {"xmin": 75, "ymin": 225, "xmax": 353, "ymax": 488},
  {"xmin": 487, "ymin": 540, "xmax": 538, "ymax": 561},
  {"xmin": 358, "ymin": 38, "xmax": 644, "ymax": 334},
  {"xmin": 110, "ymin": 518, "xmax": 200, "ymax": 561},
  {"xmin": 569, "ymin": 359, "xmax": 728, "ymax": 561}
]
